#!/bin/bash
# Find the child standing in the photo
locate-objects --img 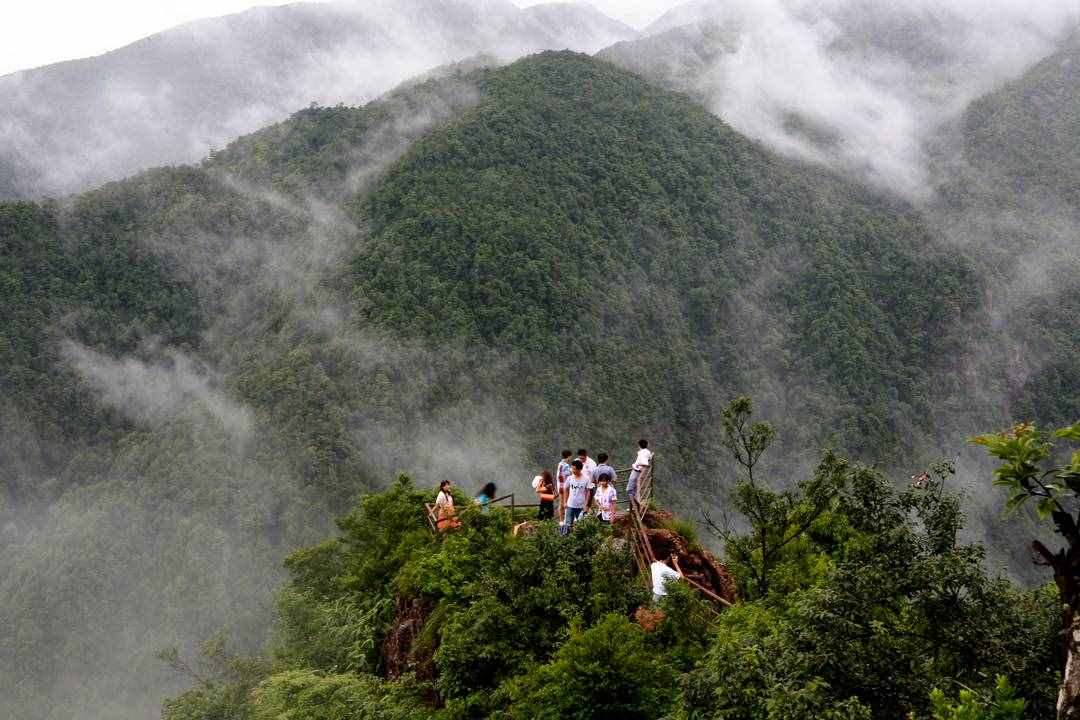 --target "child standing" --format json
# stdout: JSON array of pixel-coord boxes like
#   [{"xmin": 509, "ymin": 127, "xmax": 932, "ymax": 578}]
[{"xmin": 593, "ymin": 474, "xmax": 617, "ymax": 524}]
